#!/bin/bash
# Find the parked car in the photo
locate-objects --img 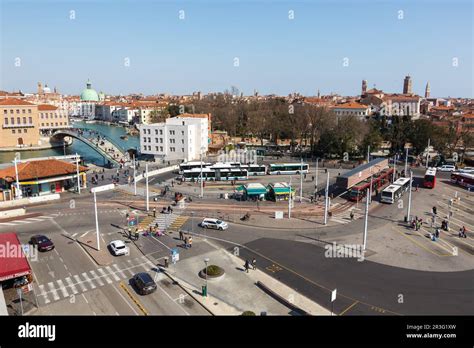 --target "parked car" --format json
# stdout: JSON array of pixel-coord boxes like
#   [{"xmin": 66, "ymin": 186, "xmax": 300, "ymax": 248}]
[
  {"xmin": 200, "ymin": 218, "xmax": 228, "ymax": 230},
  {"xmin": 438, "ymin": 164, "xmax": 456, "ymax": 172},
  {"xmin": 132, "ymin": 272, "xmax": 157, "ymax": 295},
  {"xmin": 108, "ymin": 240, "xmax": 129, "ymax": 256},
  {"xmin": 29, "ymin": 235, "xmax": 54, "ymax": 252}
]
